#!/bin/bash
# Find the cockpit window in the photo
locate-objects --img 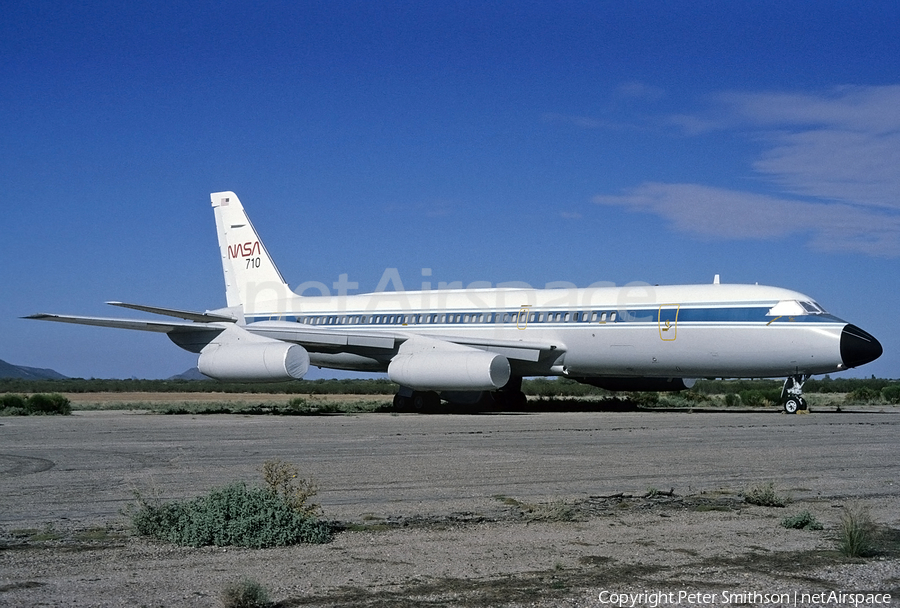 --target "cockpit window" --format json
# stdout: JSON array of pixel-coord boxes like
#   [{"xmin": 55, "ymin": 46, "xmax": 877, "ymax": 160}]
[
  {"xmin": 800, "ymin": 301, "xmax": 827, "ymax": 314},
  {"xmin": 767, "ymin": 300, "xmax": 827, "ymax": 316}
]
